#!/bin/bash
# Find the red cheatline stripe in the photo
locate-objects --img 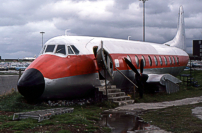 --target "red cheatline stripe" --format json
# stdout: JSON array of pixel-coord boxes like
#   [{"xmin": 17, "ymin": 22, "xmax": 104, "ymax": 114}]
[{"xmin": 27, "ymin": 54, "xmax": 189, "ymax": 79}]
